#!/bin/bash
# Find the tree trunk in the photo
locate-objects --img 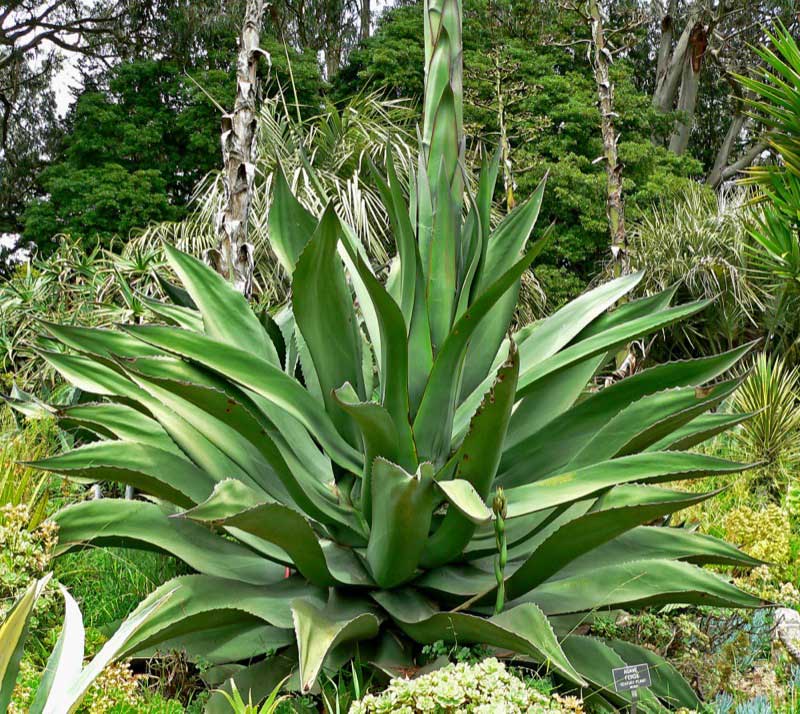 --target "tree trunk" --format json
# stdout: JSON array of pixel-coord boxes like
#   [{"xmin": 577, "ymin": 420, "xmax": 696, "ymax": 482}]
[
  {"xmin": 206, "ymin": 0, "xmax": 265, "ymax": 297},
  {"xmin": 652, "ymin": 1, "xmax": 703, "ymax": 128},
  {"xmin": 655, "ymin": 0, "xmax": 677, "ymax": 88},
  {"xmin": 360, "ymin": 0, "xmax": 370, "ymax": 41},
  {"xmin": 667, "ymin": 21, "xmax": 707, "ymax": 155},
  {"xmin": 706, "ymin": 112, "xmax": 746, "ymax": 188},
  {"xmin": 587, "ymin": 0, "xmax": 627, "ymax": 274},
  {"xmin": 326, "ymin": 43, "xmax": 340, "ymax": 78}
]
